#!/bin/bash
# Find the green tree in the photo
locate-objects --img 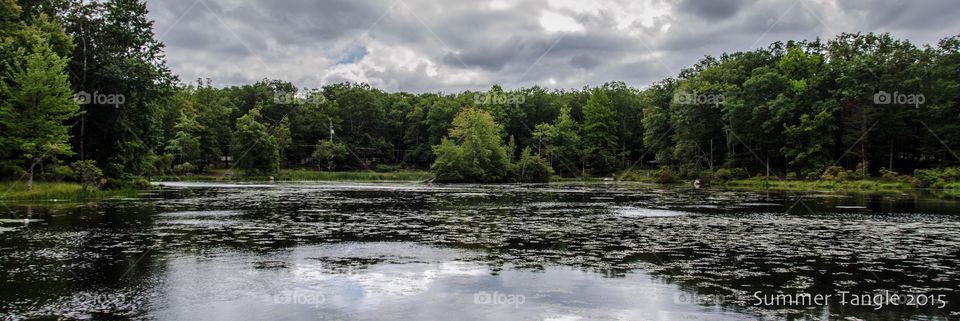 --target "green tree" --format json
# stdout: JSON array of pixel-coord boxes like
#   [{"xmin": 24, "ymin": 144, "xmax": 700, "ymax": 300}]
[
  {"xmin": 164, "ymin": 108, "xmax": 202, "ymax": 172},
  {"xmin": 641, "ymin": 80, "xmax": 677, "ymax": 166},
  {"xmin": 313, "ymin": 140, "xmax": 347, "ymax": 171},
  {"xmin": 581, "ymin": 89, "xmax": 619, "ymax": 175},
  {"xmin": 2, "ymin": 39, "xmax": 79, "ymax": 189},
  {"xmin": 513, "ymin": 147, "xmax": 552, "ymax": 183},
  {"xmin": 54, "ymin": 0, "xmax": 176, "ymax": 179},
  {"xmin": 431, "ymin": 108, "xmax": 512, "ymax": 183},
  {"xmin": 534, "ymin": 105, "xmax": 580, "ymax": 176},
  {"xmin": 233, "ymin": 108, "xmax": 279, "ymax": 175}
]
